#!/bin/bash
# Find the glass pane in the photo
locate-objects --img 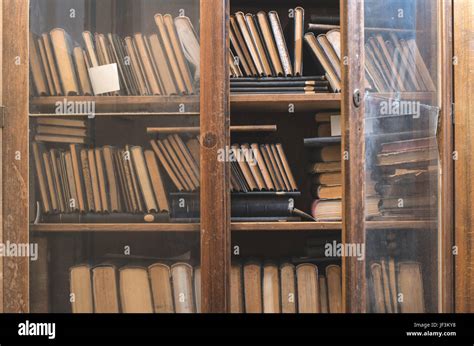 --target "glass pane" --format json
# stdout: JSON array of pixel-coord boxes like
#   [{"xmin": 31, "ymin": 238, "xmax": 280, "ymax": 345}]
[
  {"xmin": 364, "ymin": 0, "xmax": 440, "ymax": 313},
  {"xmin": 28, "ymin": 0, "xmax": 201, "ymax": 313}
]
